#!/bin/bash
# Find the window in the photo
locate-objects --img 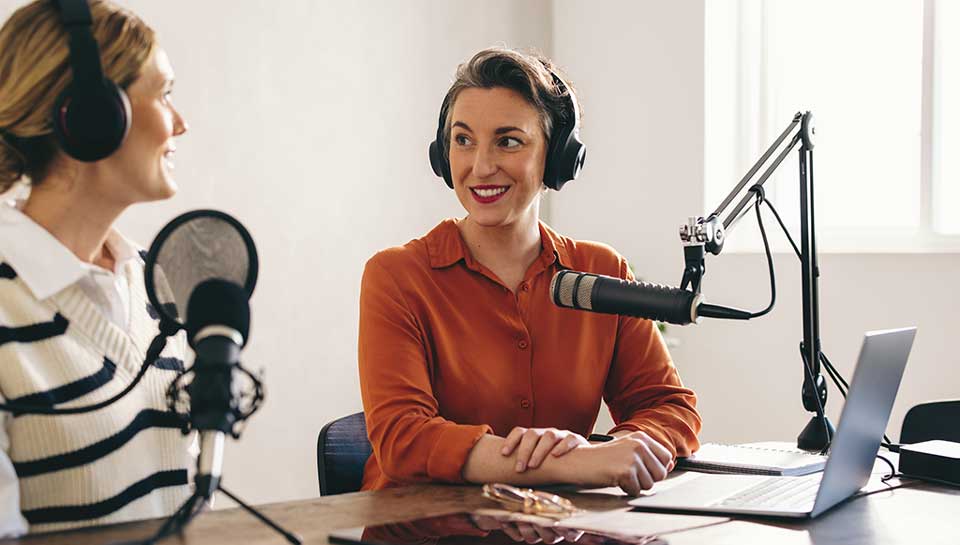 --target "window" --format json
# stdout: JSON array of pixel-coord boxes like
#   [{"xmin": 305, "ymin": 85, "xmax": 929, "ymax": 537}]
[
  {"xmin": 934, "ymin": 0, "xmax": 960, "ymax": 234},
  {"xmin": 706, "ymin": 0, "xmax": 959, "ymax": 252}
]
